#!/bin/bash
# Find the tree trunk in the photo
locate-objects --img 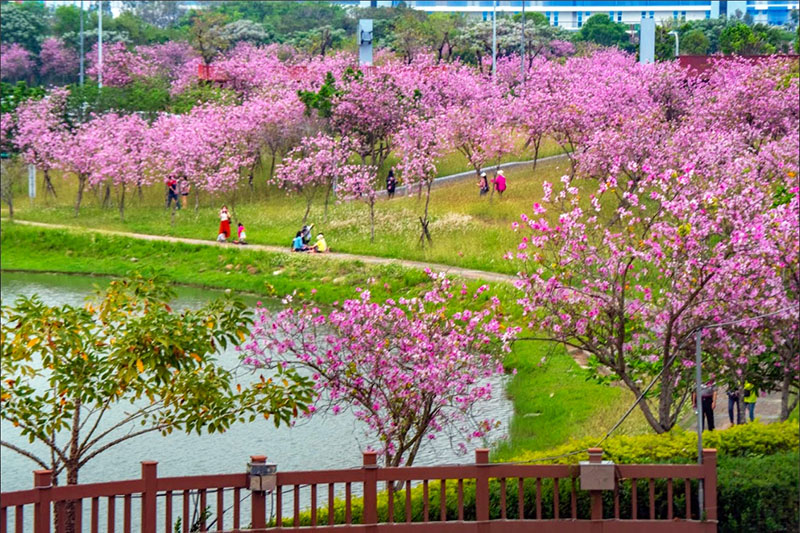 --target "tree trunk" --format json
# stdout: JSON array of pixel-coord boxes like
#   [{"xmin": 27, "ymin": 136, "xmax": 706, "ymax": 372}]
[
  {"xmin": 323, "ymin": 180, "xmax": 334, "ymax": 222},
  {"xmin": 780, "ymin": 373, "xmax": 798, "ymax": 421},
  {"xmin": 418, "ymin": 181, "xmax": 433, "ymax": 247},
  {"xmin": 118, "ymin": 184, "xmax": 126, "ymax": 221},
  {"xmin": 532, "ymin": 136, "xmax": 541, "ymax": 171},
  {"xmin": 43, "ymin": 169, "xmax": 57, "ymax": 199},
  {"xmin": 101, "ymin": 183, "xmax": 111, "ymax": 209},
  {"xmin": 74, "ymin": 175, "xmax": 87, "ymax": 217},
  {"xmin": 194, "ymin": 187, "xmax": 200, "ymax": 212},
  {"xmin": 302, "ymin": 198, "xmax": 312, "ymax": 225}
]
